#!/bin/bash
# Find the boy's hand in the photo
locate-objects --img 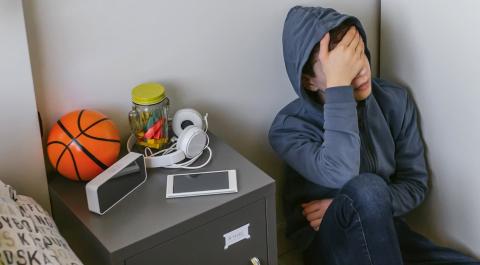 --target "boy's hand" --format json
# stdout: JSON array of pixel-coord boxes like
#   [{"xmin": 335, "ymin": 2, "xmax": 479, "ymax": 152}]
[
  {"xmin": 301, "ymin": 199, "xmax": 333, "ymax": 231},
  {"xmin": 319, "ymin": 27, "xmax": 365, "ymax": 89}
]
